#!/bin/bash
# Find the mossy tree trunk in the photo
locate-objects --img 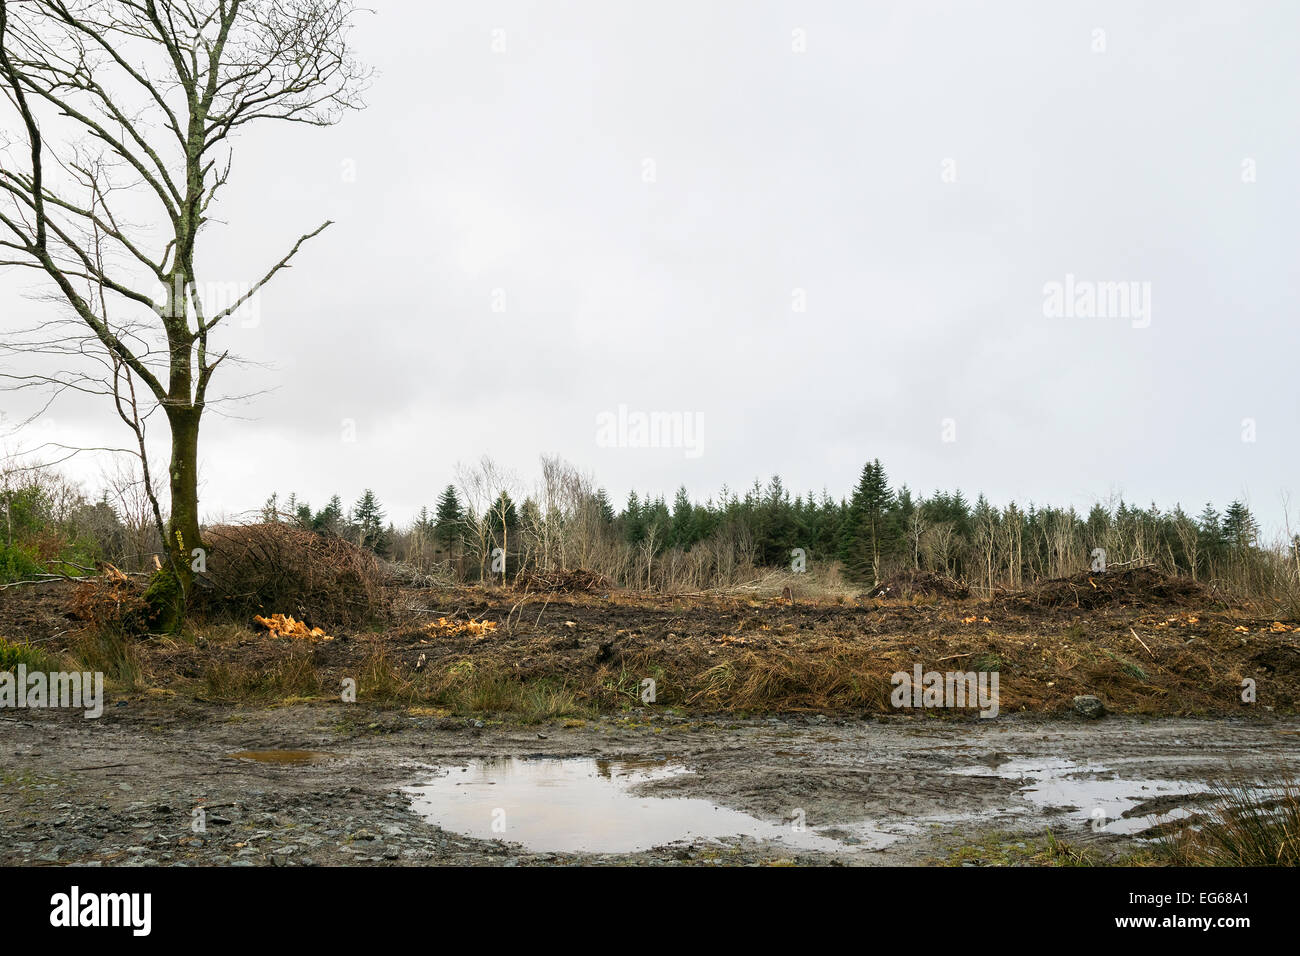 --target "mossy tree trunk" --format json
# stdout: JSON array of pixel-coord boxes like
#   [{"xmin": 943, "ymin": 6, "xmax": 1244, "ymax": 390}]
[{"xmin": 165, "ymin": 405, "xmax": 202, "ymax": 591}]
